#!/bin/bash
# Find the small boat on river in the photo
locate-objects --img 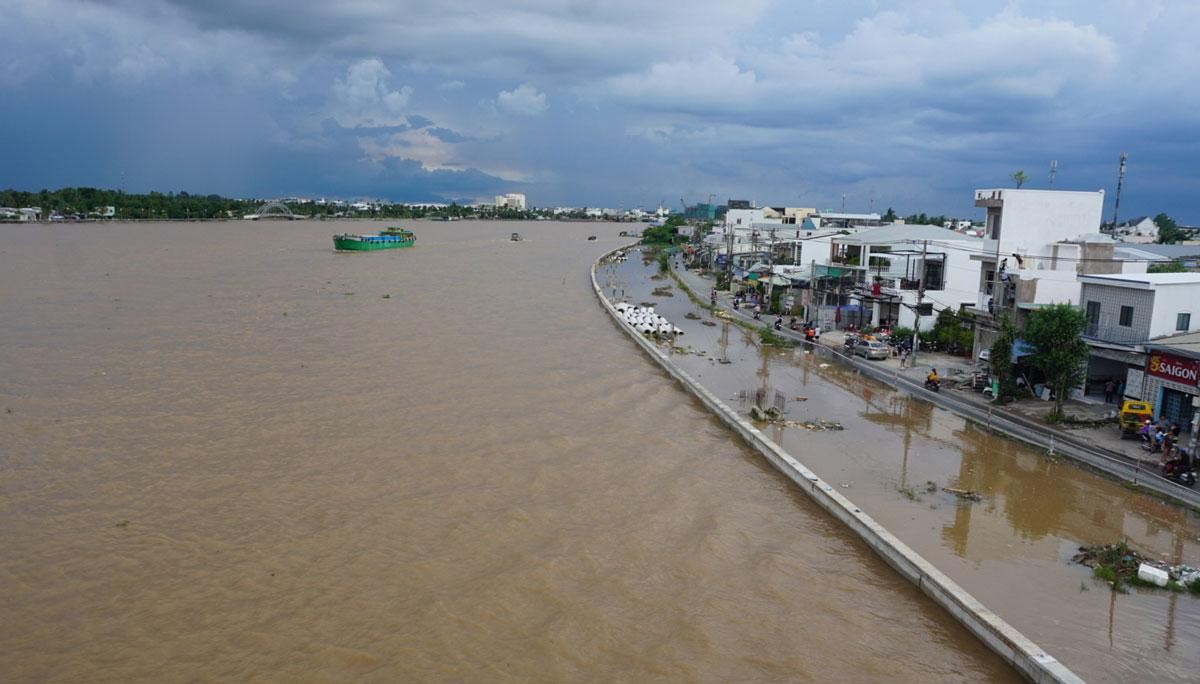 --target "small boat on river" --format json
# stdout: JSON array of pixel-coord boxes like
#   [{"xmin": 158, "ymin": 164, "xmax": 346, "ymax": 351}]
[
  {"xmin": 333, "ymin": 228, "xmax": 416, "ymax": 251},
  {"xmin": 510, "ymin": 232, "xmax": 522, "ymax": 241}
]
